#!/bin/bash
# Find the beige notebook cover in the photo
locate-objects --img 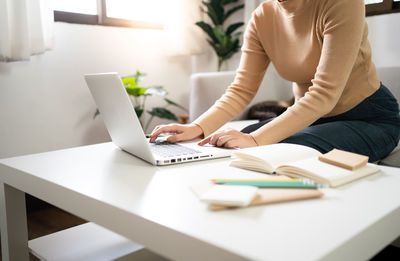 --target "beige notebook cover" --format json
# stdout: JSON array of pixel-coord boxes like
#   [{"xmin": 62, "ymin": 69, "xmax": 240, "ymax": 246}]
[{"xmin": 191, "ymin": 184, "xmax": 323, "ymax": 211}]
